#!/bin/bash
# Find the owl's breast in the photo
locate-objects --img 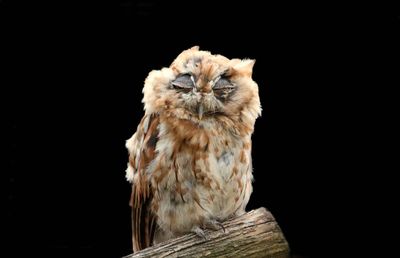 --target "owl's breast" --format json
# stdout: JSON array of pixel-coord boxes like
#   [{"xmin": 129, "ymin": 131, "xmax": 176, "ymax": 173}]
[{"xmin": 149, "ymin": 118, "xmax": 253, "ymax": 234}]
